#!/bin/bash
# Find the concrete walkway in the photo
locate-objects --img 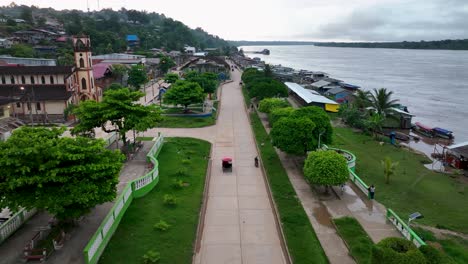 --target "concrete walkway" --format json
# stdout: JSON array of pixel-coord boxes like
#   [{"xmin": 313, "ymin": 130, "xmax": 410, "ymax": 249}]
[
  {"xmin": 0, "ymin": 142, "xmax": 154, "ymax": 264},
  {"xmin": 195, "ymin": 67, "xmax": 286, "ymax": 264},
  {"xmin": 146, "ymin": 67, "xmax": 288, "ymax": 264},
  {"xmin": 257, "ymin": 98, "xmax": 401, "ymax": 261}
]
